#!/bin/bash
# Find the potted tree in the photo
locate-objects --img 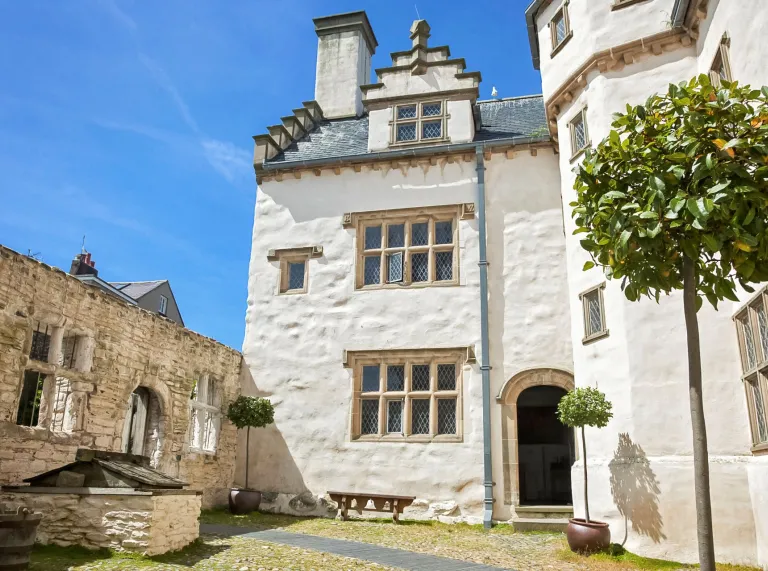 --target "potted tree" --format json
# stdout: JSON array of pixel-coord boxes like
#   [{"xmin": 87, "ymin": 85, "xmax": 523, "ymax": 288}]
[
  {"xmin": 557, "ymin": 386, "xmax": 613, "ymax": 553},
  {"xmin": 226, "ymin": 395, "xmax": 275, "ymax": 514}
]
